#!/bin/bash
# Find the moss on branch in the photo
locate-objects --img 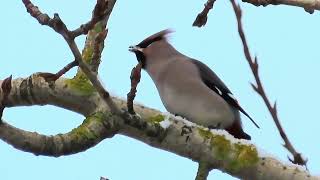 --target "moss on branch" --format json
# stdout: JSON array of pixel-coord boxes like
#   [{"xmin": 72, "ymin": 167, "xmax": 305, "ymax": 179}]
[{"xmin": 197, "ymin": 128, "xmax": 259, "ymax": 172}]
